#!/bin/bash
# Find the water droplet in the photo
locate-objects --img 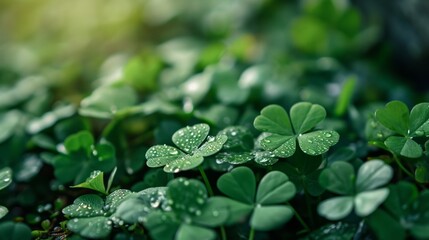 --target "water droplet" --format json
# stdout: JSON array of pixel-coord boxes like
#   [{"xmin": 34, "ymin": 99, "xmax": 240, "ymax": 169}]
[
  {"xmin": 212, "ymin": 211, "xmax": 219, "ymax": 217},
  {"xmin": 307, "ymin": 139, "xmax": 313, "ymax": 143},
  {"xmin": 376, "ymin": 133, "xmax": 384, "ymax": 138},
  {"xmin": 324, "ymin": 132, "xmax": 332, "ymax": 138},
  {"xmin": 170, "ymin": 149, "xmax": 179, "ymax": 155}
]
